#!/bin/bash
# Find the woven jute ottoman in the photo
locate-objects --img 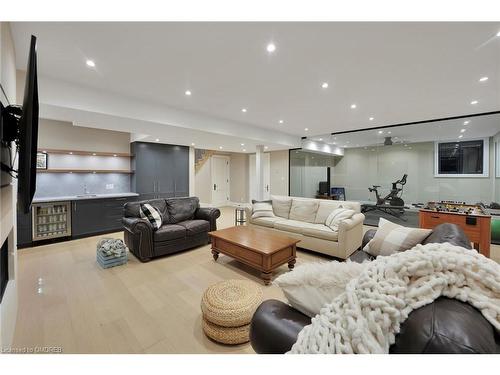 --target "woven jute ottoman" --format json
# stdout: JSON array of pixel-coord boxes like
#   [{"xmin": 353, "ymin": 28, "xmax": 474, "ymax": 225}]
[{"xmin": 201, "ymin": 279, "xmax": 263, "ymax": 345}]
